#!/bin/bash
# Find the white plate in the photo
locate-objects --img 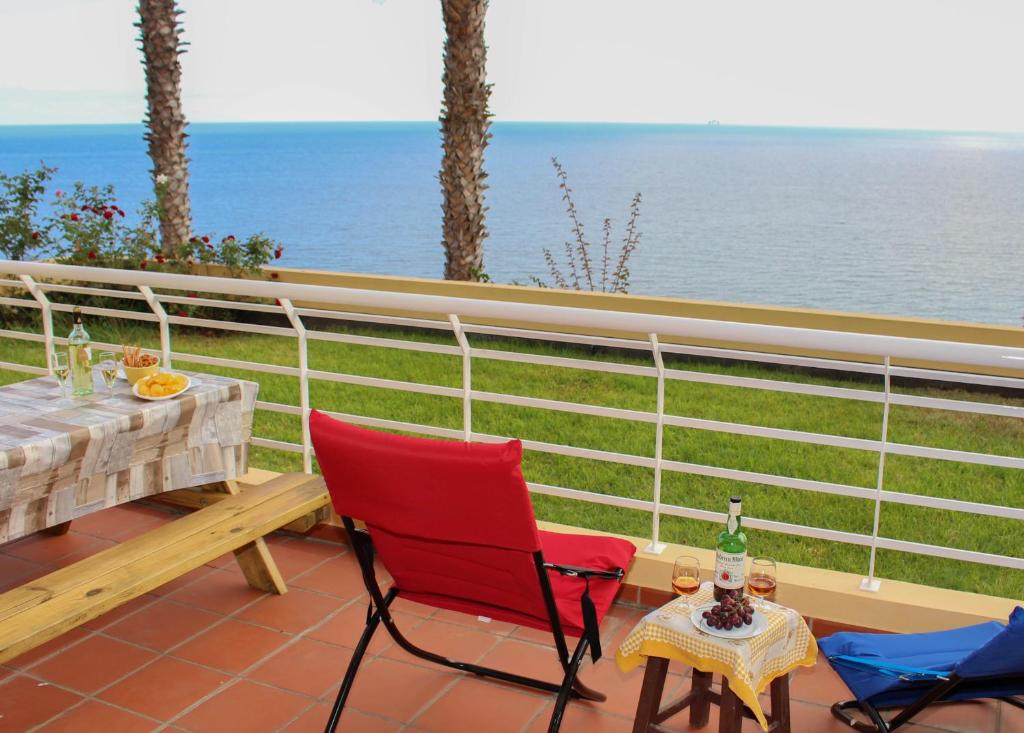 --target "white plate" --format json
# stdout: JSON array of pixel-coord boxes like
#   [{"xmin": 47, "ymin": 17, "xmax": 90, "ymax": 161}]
[
  {"xmin": 690, "ymin": 602, "xmax": 769, "ymax": 640},
  {"xmin": 132, "ymin": 373, "xmax": 192, "ymax": 401}
]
